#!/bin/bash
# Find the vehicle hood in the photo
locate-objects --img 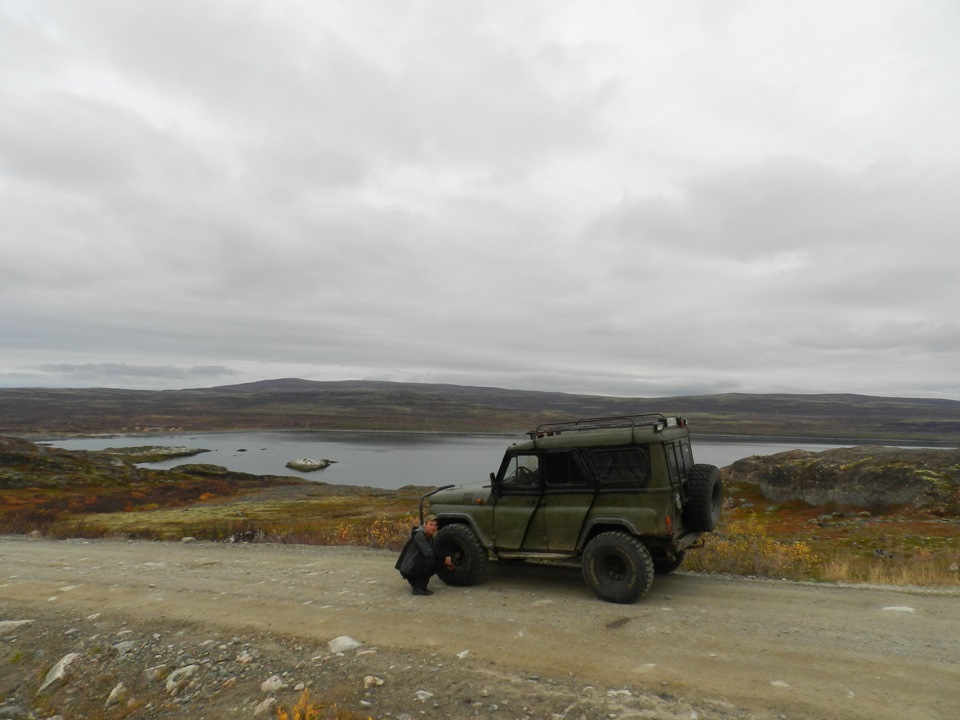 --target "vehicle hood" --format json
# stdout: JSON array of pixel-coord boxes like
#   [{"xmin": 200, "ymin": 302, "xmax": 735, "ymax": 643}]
[{"xmin": 429, "ymin": 483, "xmax": 493, "ymax": 508}]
